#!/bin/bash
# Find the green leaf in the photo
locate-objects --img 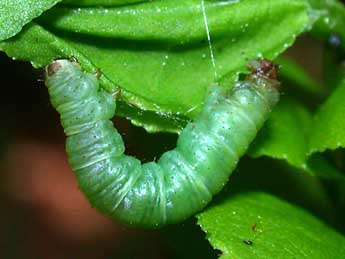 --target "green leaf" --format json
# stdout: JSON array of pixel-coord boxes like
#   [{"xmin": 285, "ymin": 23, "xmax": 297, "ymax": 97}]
[
  {"xmin": 197, "ymin": 191, "xmax": 345, "ymax": 259},
  {"xmin": 305, "ymin": 154, "xmax": 345, "ymax": 180},
  {"xmin": 0, "ymin": 23, "xmax": 189, "ymax": 133},
  {"xmin": 249, "ymin": 97, "xmax": 311, "ymax": 169},
  {"xmin": 308, "ymin": 0, "xmax": 345, "ymax": 46},
  {"xmin": 0, "ymin": 23, "xmax": 90, "ymax": 69},
  {"xmin": 61, "ymin": 0, "xmax": 148, "ymax": 6},
  {"xmin": 1, "ymin": 0, "xmax": 309, "ymax": 132},
  {"xmin": 0, "ymin": 0, "xmax": 61, "ymax": 41},
  {"xmin": 277, "ymin": 56, "xmax": 325, "ymax": 96},
  {"xmin": 39, "ymin": 1, "xmax": 308, "ymax": 44},
  {"xmin": 309, "ymin": 79, "xmax": 345, "ymax": 154},
  {"xmin": 248, "ymin": 95, "xmax": 345, "ymax": 181}
]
